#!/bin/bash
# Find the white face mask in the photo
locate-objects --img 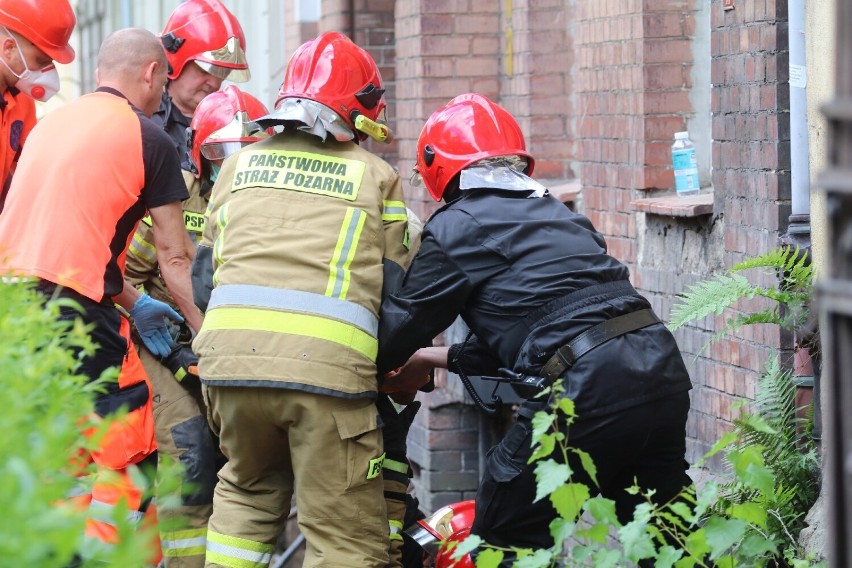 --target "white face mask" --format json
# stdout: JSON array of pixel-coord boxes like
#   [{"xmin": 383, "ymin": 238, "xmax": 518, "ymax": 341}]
[{"xmin": 0, "ymin": 28, "xmax": 59, "ymax": 102}]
